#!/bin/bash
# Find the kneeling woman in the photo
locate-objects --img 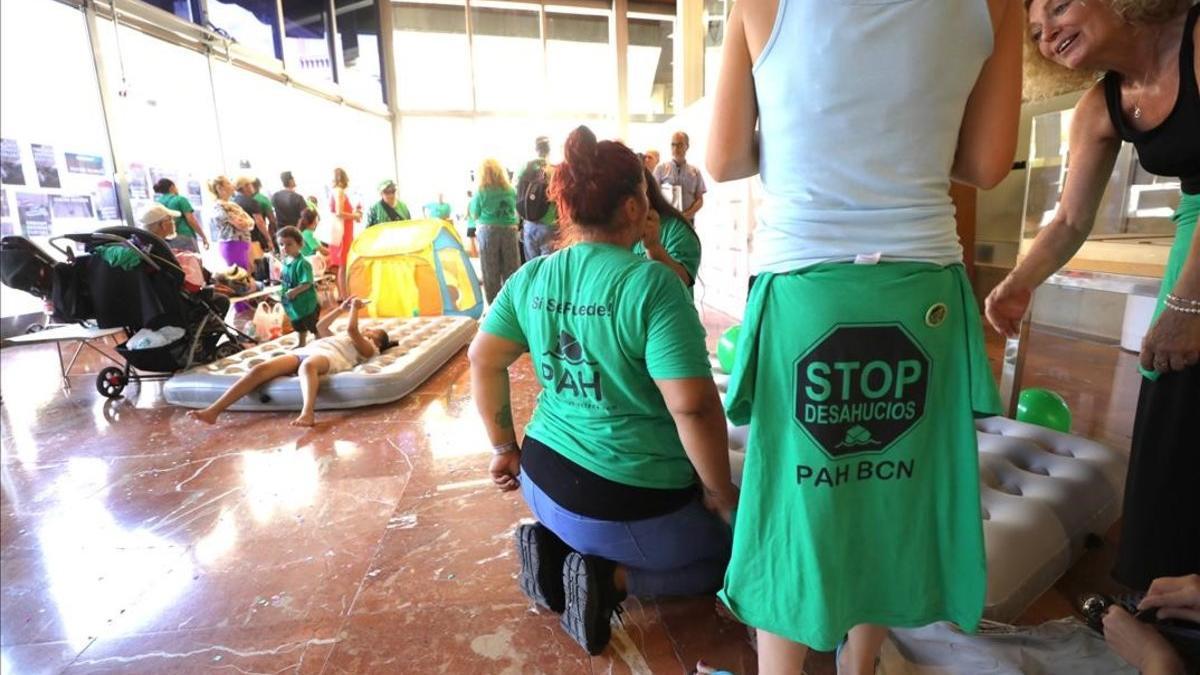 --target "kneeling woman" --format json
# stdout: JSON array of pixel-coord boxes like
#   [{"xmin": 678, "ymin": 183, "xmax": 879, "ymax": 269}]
[{"xmin": 468, "ymin": 126, "xmax": 738, "ymax": 655}]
